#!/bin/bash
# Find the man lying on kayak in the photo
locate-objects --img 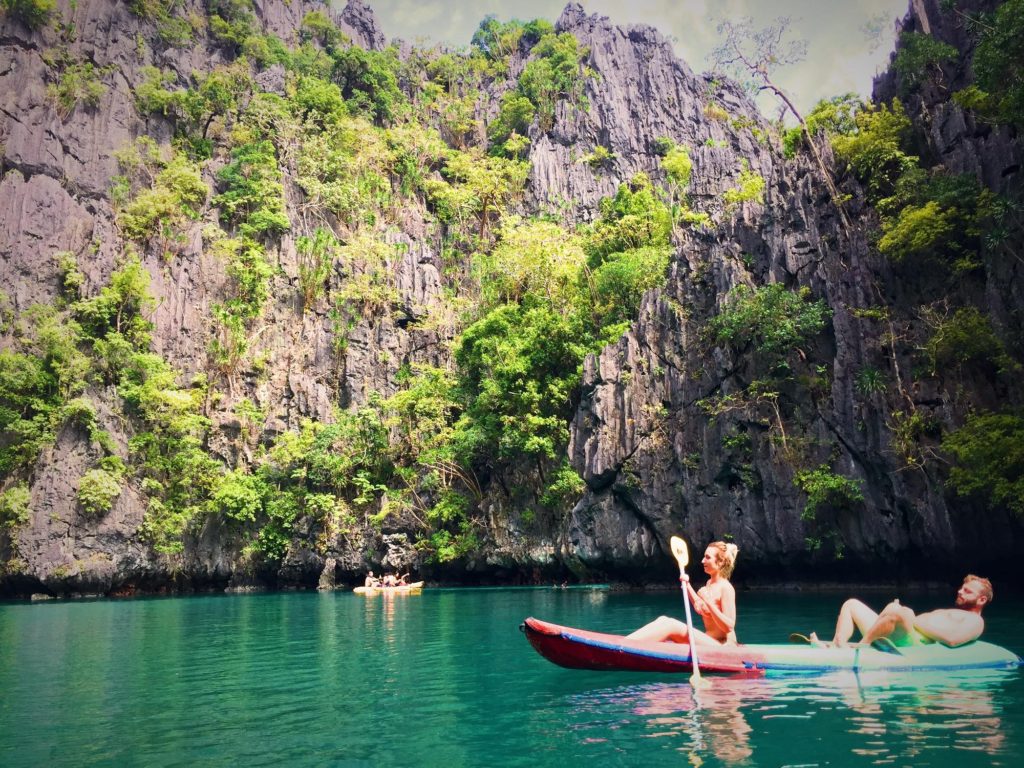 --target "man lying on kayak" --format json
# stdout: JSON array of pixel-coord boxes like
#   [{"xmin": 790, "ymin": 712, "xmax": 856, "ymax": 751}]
[{"xmin": 812, "ymin": 574, "xmax": 993, "ymax": 648}]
